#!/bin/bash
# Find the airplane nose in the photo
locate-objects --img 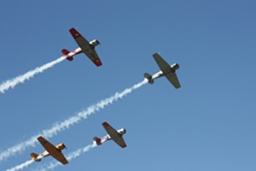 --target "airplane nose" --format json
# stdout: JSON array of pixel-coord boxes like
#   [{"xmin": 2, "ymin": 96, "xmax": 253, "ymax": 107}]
[{"xmin": 63, "ymin": 144, "xmax": 67, "ymax": 149}]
